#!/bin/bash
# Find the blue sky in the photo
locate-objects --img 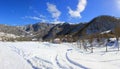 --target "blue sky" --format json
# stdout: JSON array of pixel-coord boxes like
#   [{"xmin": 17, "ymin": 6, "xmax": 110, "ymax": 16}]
[{"xmin": 0, "ymin": 0, "xmax": 120, "ymax": 25}]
